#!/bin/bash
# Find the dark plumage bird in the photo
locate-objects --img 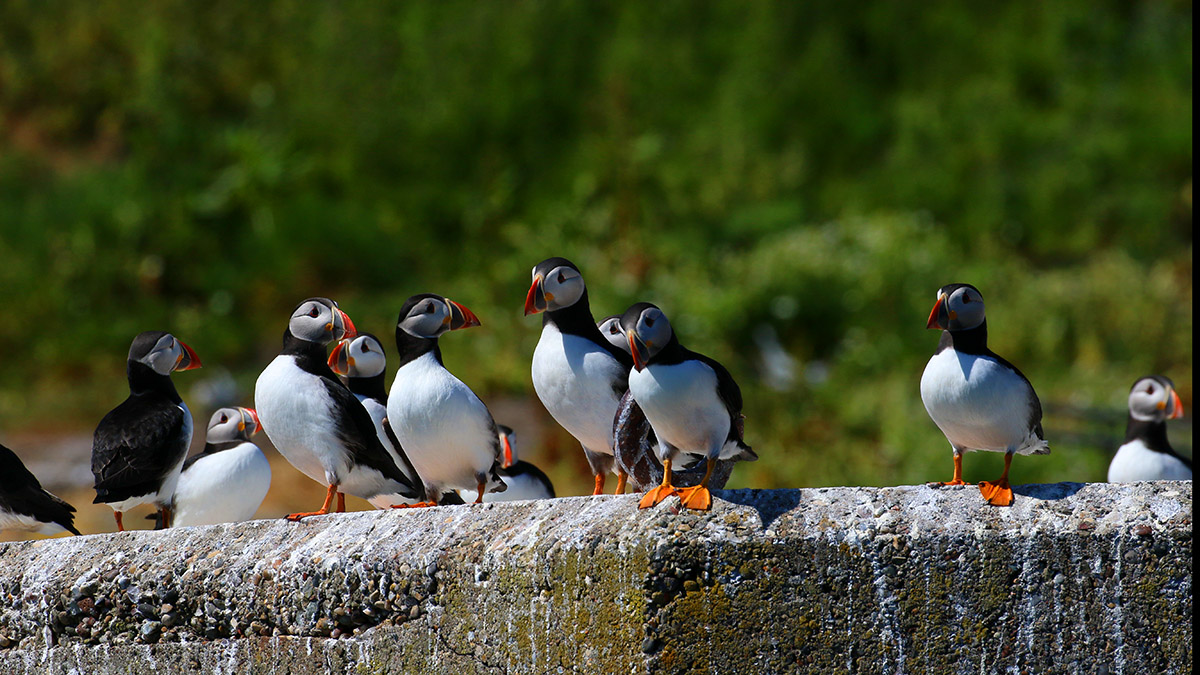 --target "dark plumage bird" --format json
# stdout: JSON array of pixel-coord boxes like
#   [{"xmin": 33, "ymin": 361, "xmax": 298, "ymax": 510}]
[
  {"xmin": 386, "ymin": 294, "xmax": 506, "ymax": 503},
  {"xmin": 255, "ymin": 298, "xmax": 422, "ymax": 521},
  {"xmin": 1, "ymin": 443, "xmax": 80, "ymax": 536},
  {"xmin": 1108, "ymin": 376, "xmax": 1190, "ymax": 482},
  {"xmin": 329, "ymin": 332, "xmax": 430, "ymax": 507},
  {"xmin": 92, "ymin": 331, "xmax": 202, "ymax": 531},
  {"xmin": 619, "ymin": 303, "xmax": 756, "ymax": 511},
  {"xmin": 920, "ymin": 283, "xmax": 1049, "ymax": 506},
  {"xmin": 526, "ymin": 258, "xmax": 633, "ymax": 494}
]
